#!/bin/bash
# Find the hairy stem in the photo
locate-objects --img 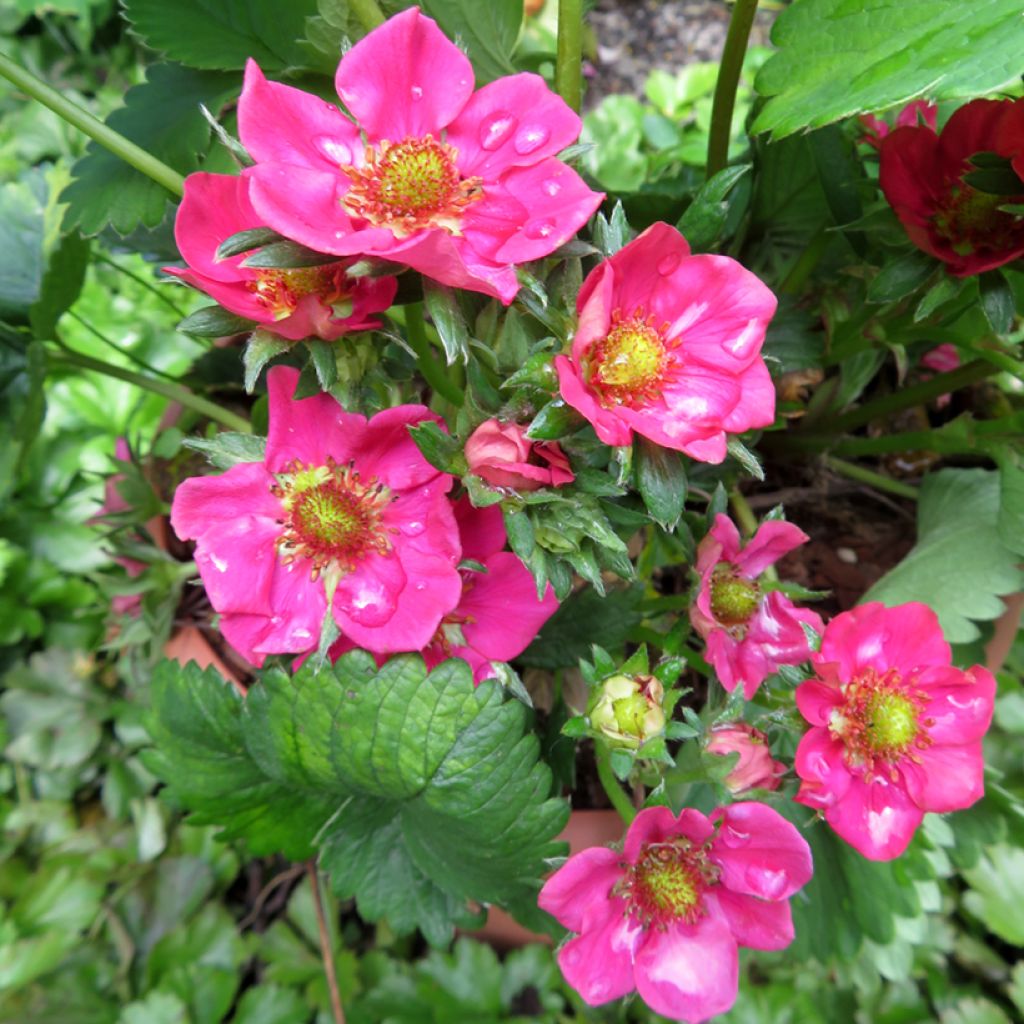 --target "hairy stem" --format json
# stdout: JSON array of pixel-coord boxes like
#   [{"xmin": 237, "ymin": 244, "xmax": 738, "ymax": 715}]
[
  {"xmin": 308, "ymin": 862, "xmax": 346, "ymax": 1024},
  {"xmin": 595, "ymin": 743, "xmax": 636, "ymax": 824},
  {"xmin": 555, "ymin": 0, "xmax": 584, "ymax": 113},
  {"xmin": 349, "ymin": 0, "xmax": 386, "ymax": 32},
  {"xmin": 0, "ymin": 51, "xmax": 184, "ymax": 197},
  {"xmin": 706, "ymin": 0, "xmax": 759, "ymax": 178},
  {"xmin": 49, "ymin": 346, "xmax": 251, "ymax": 433},
  {"xmin": 823, "ymin": 456, "xmax": 918, "ymax": 501}
]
